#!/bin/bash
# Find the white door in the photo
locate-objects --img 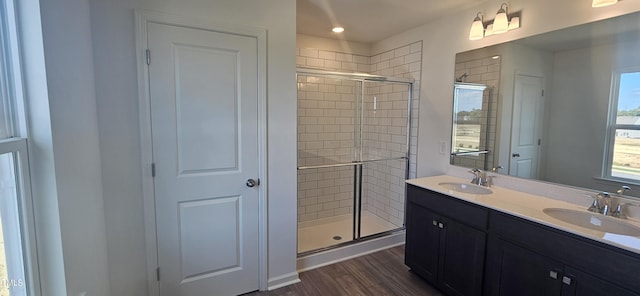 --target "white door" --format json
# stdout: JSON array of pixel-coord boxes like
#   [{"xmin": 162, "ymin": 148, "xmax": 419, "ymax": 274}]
[
  {"xmin": 509, "ymin": 75, "xmax": 544, "ymax": 179},
  {"xmin": 148, "ymin": 22, "xmax": 260, "ymax": 296}
]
